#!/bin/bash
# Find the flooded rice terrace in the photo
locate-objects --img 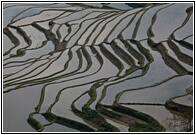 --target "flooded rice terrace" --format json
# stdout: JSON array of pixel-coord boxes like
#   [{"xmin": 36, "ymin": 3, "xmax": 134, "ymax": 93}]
[{"xmin": 3, "ymin": 2, "xmax": 193, "ymax": 132}]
